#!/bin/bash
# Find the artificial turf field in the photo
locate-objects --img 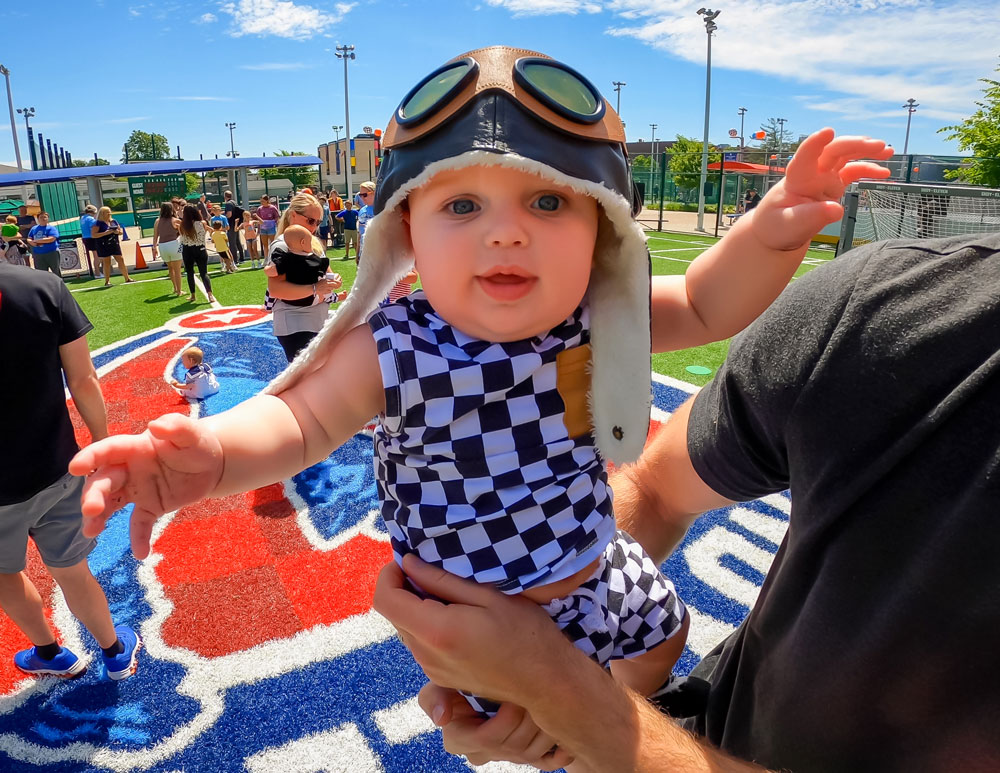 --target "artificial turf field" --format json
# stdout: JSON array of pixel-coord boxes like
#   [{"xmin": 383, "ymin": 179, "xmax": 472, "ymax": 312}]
[{"xmin": 0, "ymin": 232, "xmax": 819, "ymax": 771}]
